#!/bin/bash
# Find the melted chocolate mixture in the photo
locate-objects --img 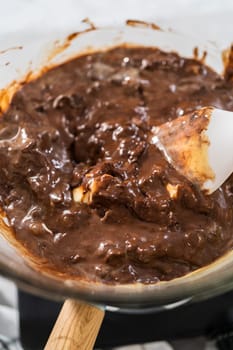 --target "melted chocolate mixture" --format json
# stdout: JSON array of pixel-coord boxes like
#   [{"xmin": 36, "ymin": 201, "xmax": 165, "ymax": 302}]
[{"xmin": 0, "ymin": 47, "xmax": 233, "ymax": 284}]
